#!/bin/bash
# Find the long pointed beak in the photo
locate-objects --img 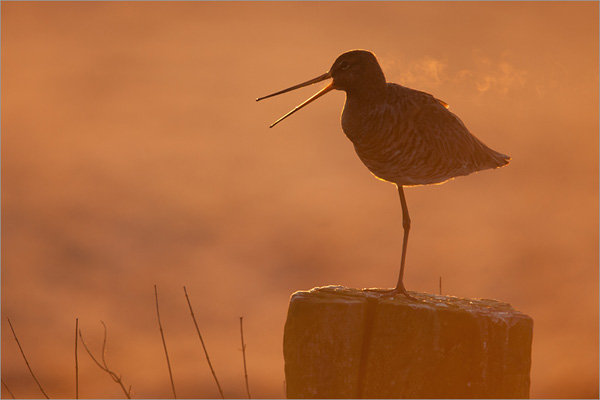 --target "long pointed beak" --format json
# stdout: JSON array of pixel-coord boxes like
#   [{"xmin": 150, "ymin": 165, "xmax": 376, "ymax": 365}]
[{"xmin": 256, "ymin": 72, "xmax": 334, "ymax": 128}]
